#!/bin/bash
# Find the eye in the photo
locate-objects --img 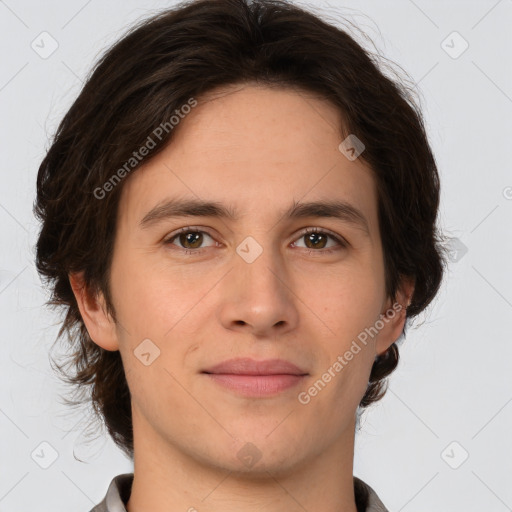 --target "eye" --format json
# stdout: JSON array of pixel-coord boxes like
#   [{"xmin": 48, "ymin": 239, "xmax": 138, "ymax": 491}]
[
  {"xmin": 164, "ymin": 227, "xmax": 217, "ymax": 255},
  {"xmin": 163, "ymin": 226, "xmax": 347, "ymax": 256},
  {"xmin": 291, "ymin": 227, "xmax": 347, "ymax": 254}
]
